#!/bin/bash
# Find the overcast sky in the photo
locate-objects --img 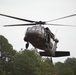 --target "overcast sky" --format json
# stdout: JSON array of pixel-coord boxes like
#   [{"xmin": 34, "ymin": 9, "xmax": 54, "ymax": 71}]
[{"xmin": 0, "ymin": 0, "xmax": 76, "ymax": 62}]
